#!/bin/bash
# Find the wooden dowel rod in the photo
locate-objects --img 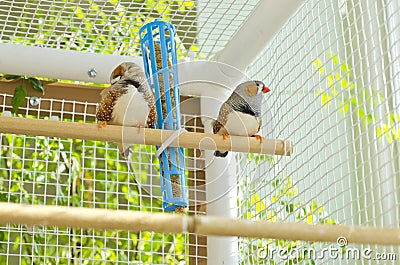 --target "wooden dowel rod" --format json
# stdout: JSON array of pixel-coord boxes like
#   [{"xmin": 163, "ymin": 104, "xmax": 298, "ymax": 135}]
[
  {"xmin": 194, "ymin": 217, "xmax": 400, "ymax": 245},
  {"xmin": 0, "ymin": 116, "xmax": 293, "ymax": 155},
  {"xmin": 0, "ymin": 203, "xmax": 191, "ymax": 234},
  {"xmin": 0, "ymin": 203, "xmax": 399, "ymax": 245}
]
